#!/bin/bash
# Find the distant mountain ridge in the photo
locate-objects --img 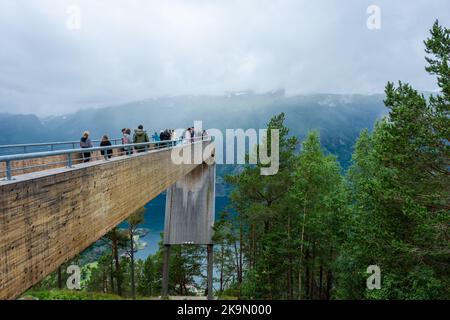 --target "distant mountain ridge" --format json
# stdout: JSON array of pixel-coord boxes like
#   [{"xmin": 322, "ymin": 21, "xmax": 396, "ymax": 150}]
[
  {"xmin": 0, "ymin": 113, "xmax": 52, "ymax": 144},
  {"xmin": 0, "ymin": 92, "xmax": 387, "ymax": 168}
]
